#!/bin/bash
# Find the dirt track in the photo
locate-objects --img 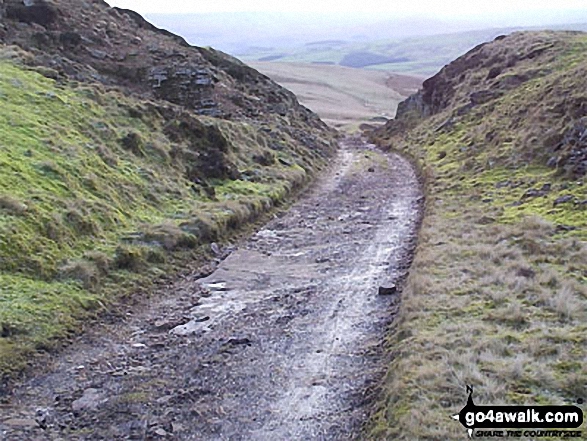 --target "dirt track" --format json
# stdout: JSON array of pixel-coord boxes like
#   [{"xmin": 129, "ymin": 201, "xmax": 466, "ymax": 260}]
[{"xmin": 0, "ymin": 138, "xmax": 422, "ymax": 441}]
